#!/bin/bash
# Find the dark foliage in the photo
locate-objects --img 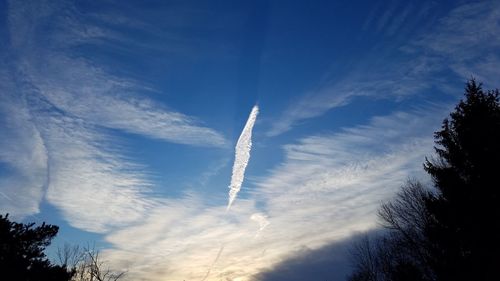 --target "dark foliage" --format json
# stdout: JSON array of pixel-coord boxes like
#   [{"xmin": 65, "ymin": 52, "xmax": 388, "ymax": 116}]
[
  {"xmin": 0, "ymin": 214, "xmax": 74, "ymax": 281},
  {"xmin": 423, "ymin": 80, "xmax": 500, "ymax": 281},
  {"xmin": 348, "ymin": 80, "xmax": 500, "ymax": 281}
]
